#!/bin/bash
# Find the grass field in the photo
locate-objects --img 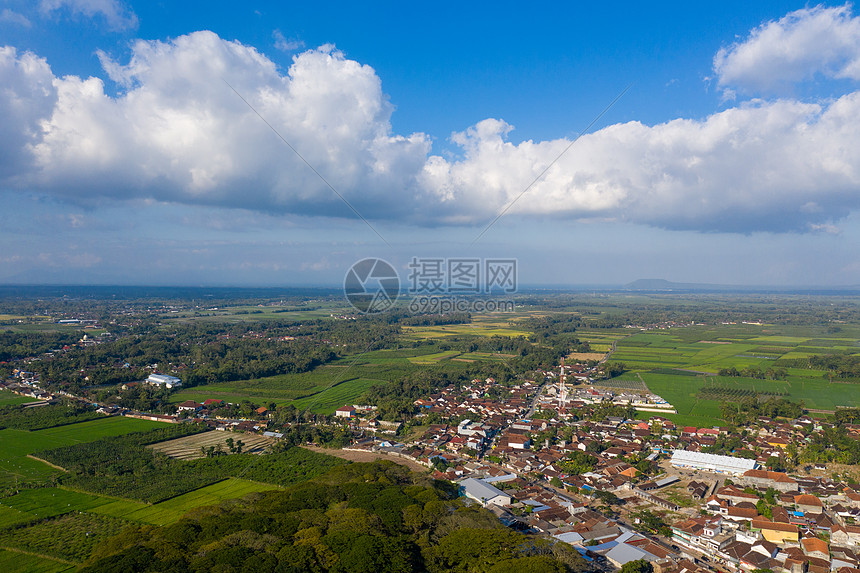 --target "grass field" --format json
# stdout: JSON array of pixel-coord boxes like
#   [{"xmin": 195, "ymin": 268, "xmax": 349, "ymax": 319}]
[
  {"xmin": 407, "ymin": 350, "xmax": 462, "ymax": 364},
  {"xmin": 604, "ymin": 324, "xmax": 860, "ymax": 425},
  {"xmin": 0, "ymin": 477, "xmax": 282, "ymax": 532},
  {"xmin": 169, "ymin": 345, "xmax": 476, "ymax": 413},
  {"xmin": 0, "ymin": 549, "xmax": 74, "ymax": 572},
  {"xmin": 401, "ymin": 313, "xmax": 531, "ymax": 339},
  {"xmin": 612, "ymin": 325, "xmax": 860, "ymax": 374},
  {"xmin": 628, "ymin": 369, "xmax": 860, "ymax": 428},
  {"xmin": 96, "ymin": 478, "xmax": 279, "ymax": 526},
  {"xmin": 0, "ymin": 417, "xmax": 164, "ymax": 487},
  {"xmin": 0, "ymin": 390, "xmax": 38, "ymax": 407}
]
